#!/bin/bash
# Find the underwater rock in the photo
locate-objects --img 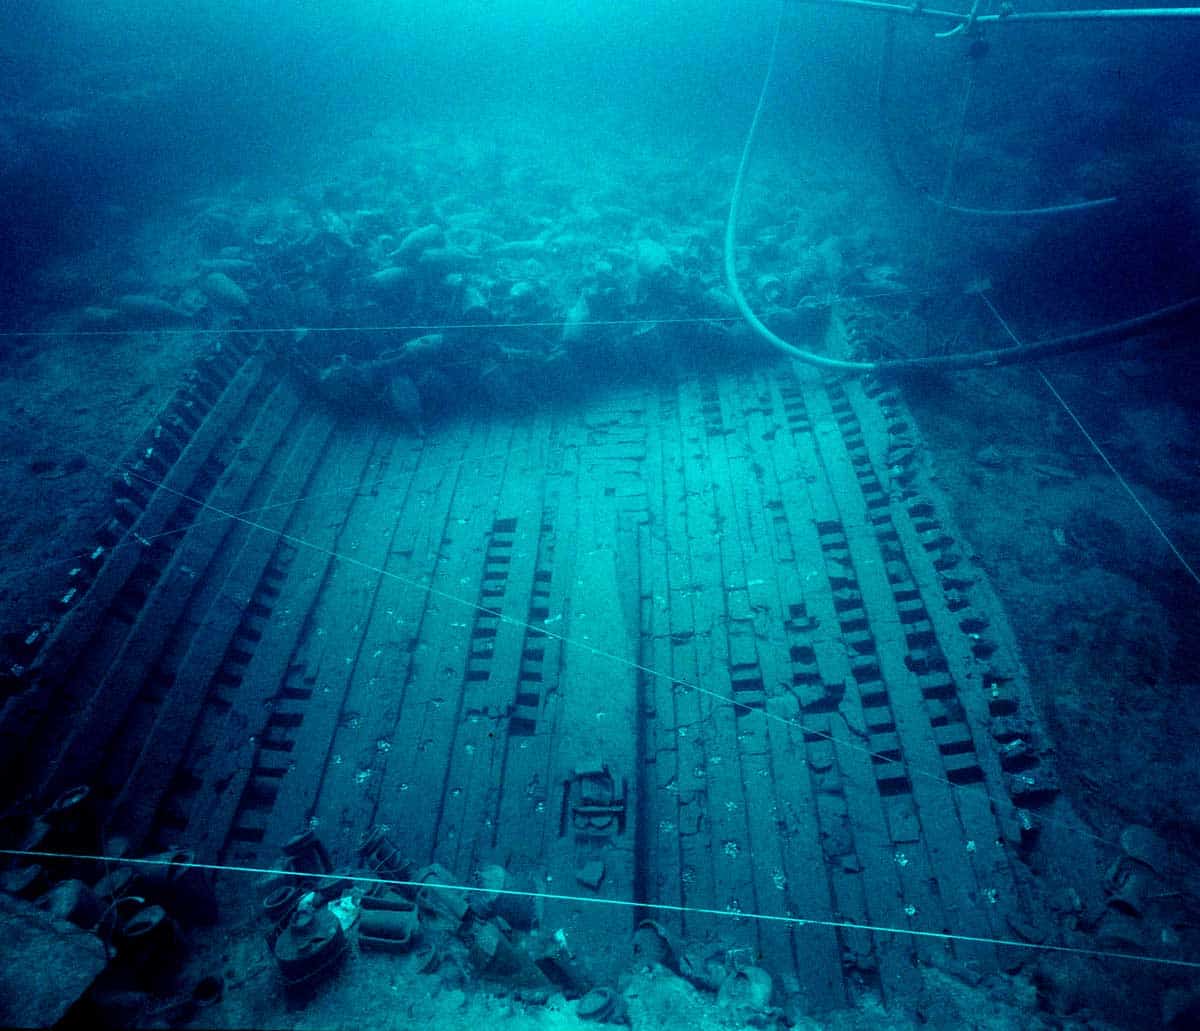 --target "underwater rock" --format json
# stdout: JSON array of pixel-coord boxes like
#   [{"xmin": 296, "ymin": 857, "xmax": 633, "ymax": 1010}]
[
  {"xmin": 176, "ymin": 286, "xmax": 210, "ymax": 317},
  {"xmin": 202, "ymin": 271, "xmax": 250, "ymax": 310},
  {"xmin": 387, "ymin": 374, "xmax": 424, "ymax": 437},
  {"xmin": 631, "ymin": 920, "xmax": 678, "ymax": 972},
  {"xmin": 460, "ymin": 284, "xmax": 492, "ymax": 322},
  {"xmin": 368, "ymin": 266, "xmax": 414, "ymax": 296},
  {"xmin": 716, "ymin": 964, "xmax": 774, "ymax": 1019},
  {"xmin": 490, "ymin": 238, "xmax": 548, "ymax": 258},
  {"xmin": 974, "ymin": 444, "xmax": 1005, "ymax": 469},
  {"xmin": 418, "ymin": 246, "xmax": 480, "ymax": 276},
  {"xmin": 475, "ymin": 864, "xmax": 538, "ymax": 930},
  {"xmin": 192, "ymin": 209, "xmax": 239, "ymax": 250},
  {"xmin": 400, "ymin": 332, "xmax": 445, "ymax": 361},
  {"xmin": 561, "ymin": 292, "xmax": 590, "ymax": 346},
  {"xmin": 197, "ymin": 258, "xmax": 255, "ymax": 276},
  {"xmin": 814, "ymin": 235, "xmax": 845, "ymax": 281},
  {"xmin": 261, "ymin": 282, "xmax": 298, "ymax": 323},
  {"xmin": 701, "ymin": 286, "xmax": 737, "ymax": 317},
  {"xmin": 369, "ymin": 233, "xmax": 397, "ymax": 266},
  {"xmin": 635, "ymin": 238, "xmax": 672, "ymax": 279},
  {"xmin": 243, "ymin": 198, "xmax": 312, "ymax": 248},
  {"xmin": 1119, "ymin": 824, "xmax": 1171, "ymax": 875},
  {"xmin": 787, "ymin": 250, "xmax": 829, "ymax": 298},
  {"xmin": 114, "ymin": 294, "xmax": 191, "ymax": 326},
  {"xmin": 508, "ymin": 280, "xmax": 538, "ymax": 312},
  {"xmin": 754, "ymin": 273, "xmax": 784, "ymax": 305},
  {"xmin": 320, "ymin": 210, "xmax": 355, "ymax": 248},
  {"xmin": 79, "ymin": 305, "xmax": 120, "ymax": 327},
  {"xmin": 394, "ymin": 223, "xmax": 444, "ymax": 263},
  {"xmin": 0, "ymin": 893, "xmax": 107, "ymax": 1028},
  {"xmin": 294, "ymin": 283, "xmax": 334, "ymax": 326},
  {"xmin": 793, "ymin": 296, "xmax": 831, "ymax": 338}
]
